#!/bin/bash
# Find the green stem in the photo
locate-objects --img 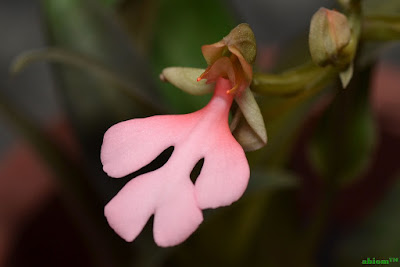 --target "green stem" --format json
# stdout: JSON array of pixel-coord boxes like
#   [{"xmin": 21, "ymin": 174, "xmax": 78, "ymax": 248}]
[
  {"xmin": 339, "ymin": 1, "xmax": 362, "ymax": 67},
  {"xmin": 262, "ymin": 66, "xmax": 336, "ymax": 120},
  {"xmin": 10, "ymin": 47, "xmax": 168, "ymax": 114},
  {"xmin": 0, "ymin": 91, "xmax": 128, "ymax": 267},
  {"xmin": 251, "ymin": 62, "xmax": 327, "ymax": 96},
  {"xmin": 362, "ymin": 16, "xmax": 400, "ymax": 41}
]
